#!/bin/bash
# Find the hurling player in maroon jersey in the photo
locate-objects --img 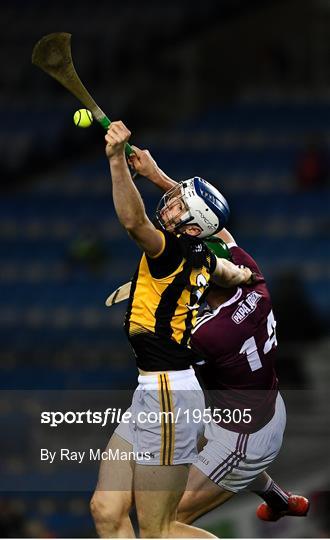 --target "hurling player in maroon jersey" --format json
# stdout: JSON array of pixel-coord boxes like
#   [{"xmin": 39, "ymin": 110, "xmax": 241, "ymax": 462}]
[
  {"xmin": 129, "ymin": 148, "xmax": 309, "ymax": 524},
  {"xmin": 177, "ymin": 229, "xmax": 309, "ymax": 524}
]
